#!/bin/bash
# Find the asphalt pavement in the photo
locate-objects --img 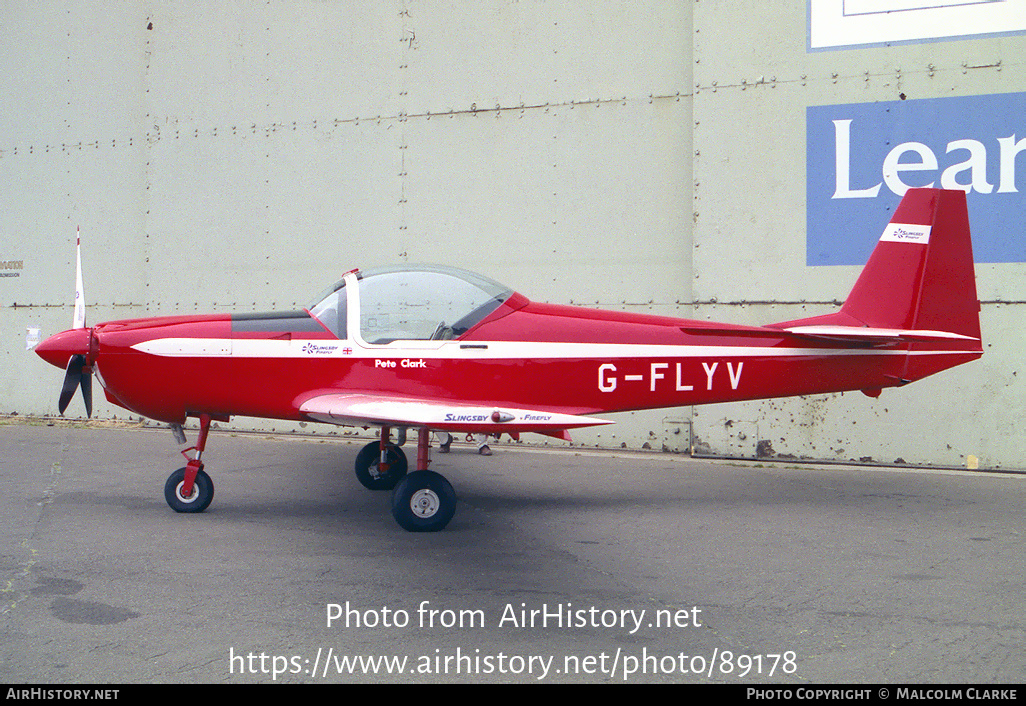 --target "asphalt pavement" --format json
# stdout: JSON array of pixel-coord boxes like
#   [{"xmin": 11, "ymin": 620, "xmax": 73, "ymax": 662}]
[{"xmin": 1, "ymin": 421, "xmax": 1023, "ymax": 683}]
